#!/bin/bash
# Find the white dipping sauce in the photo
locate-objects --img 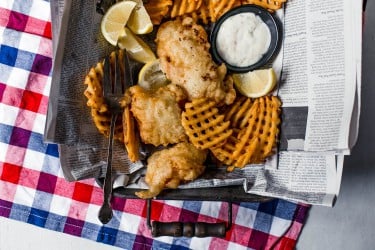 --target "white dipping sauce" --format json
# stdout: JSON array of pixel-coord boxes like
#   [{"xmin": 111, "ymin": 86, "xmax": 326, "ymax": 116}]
[{"xmin": 216, "ymin": 12, "xmax": 271, "ymax": 67}]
